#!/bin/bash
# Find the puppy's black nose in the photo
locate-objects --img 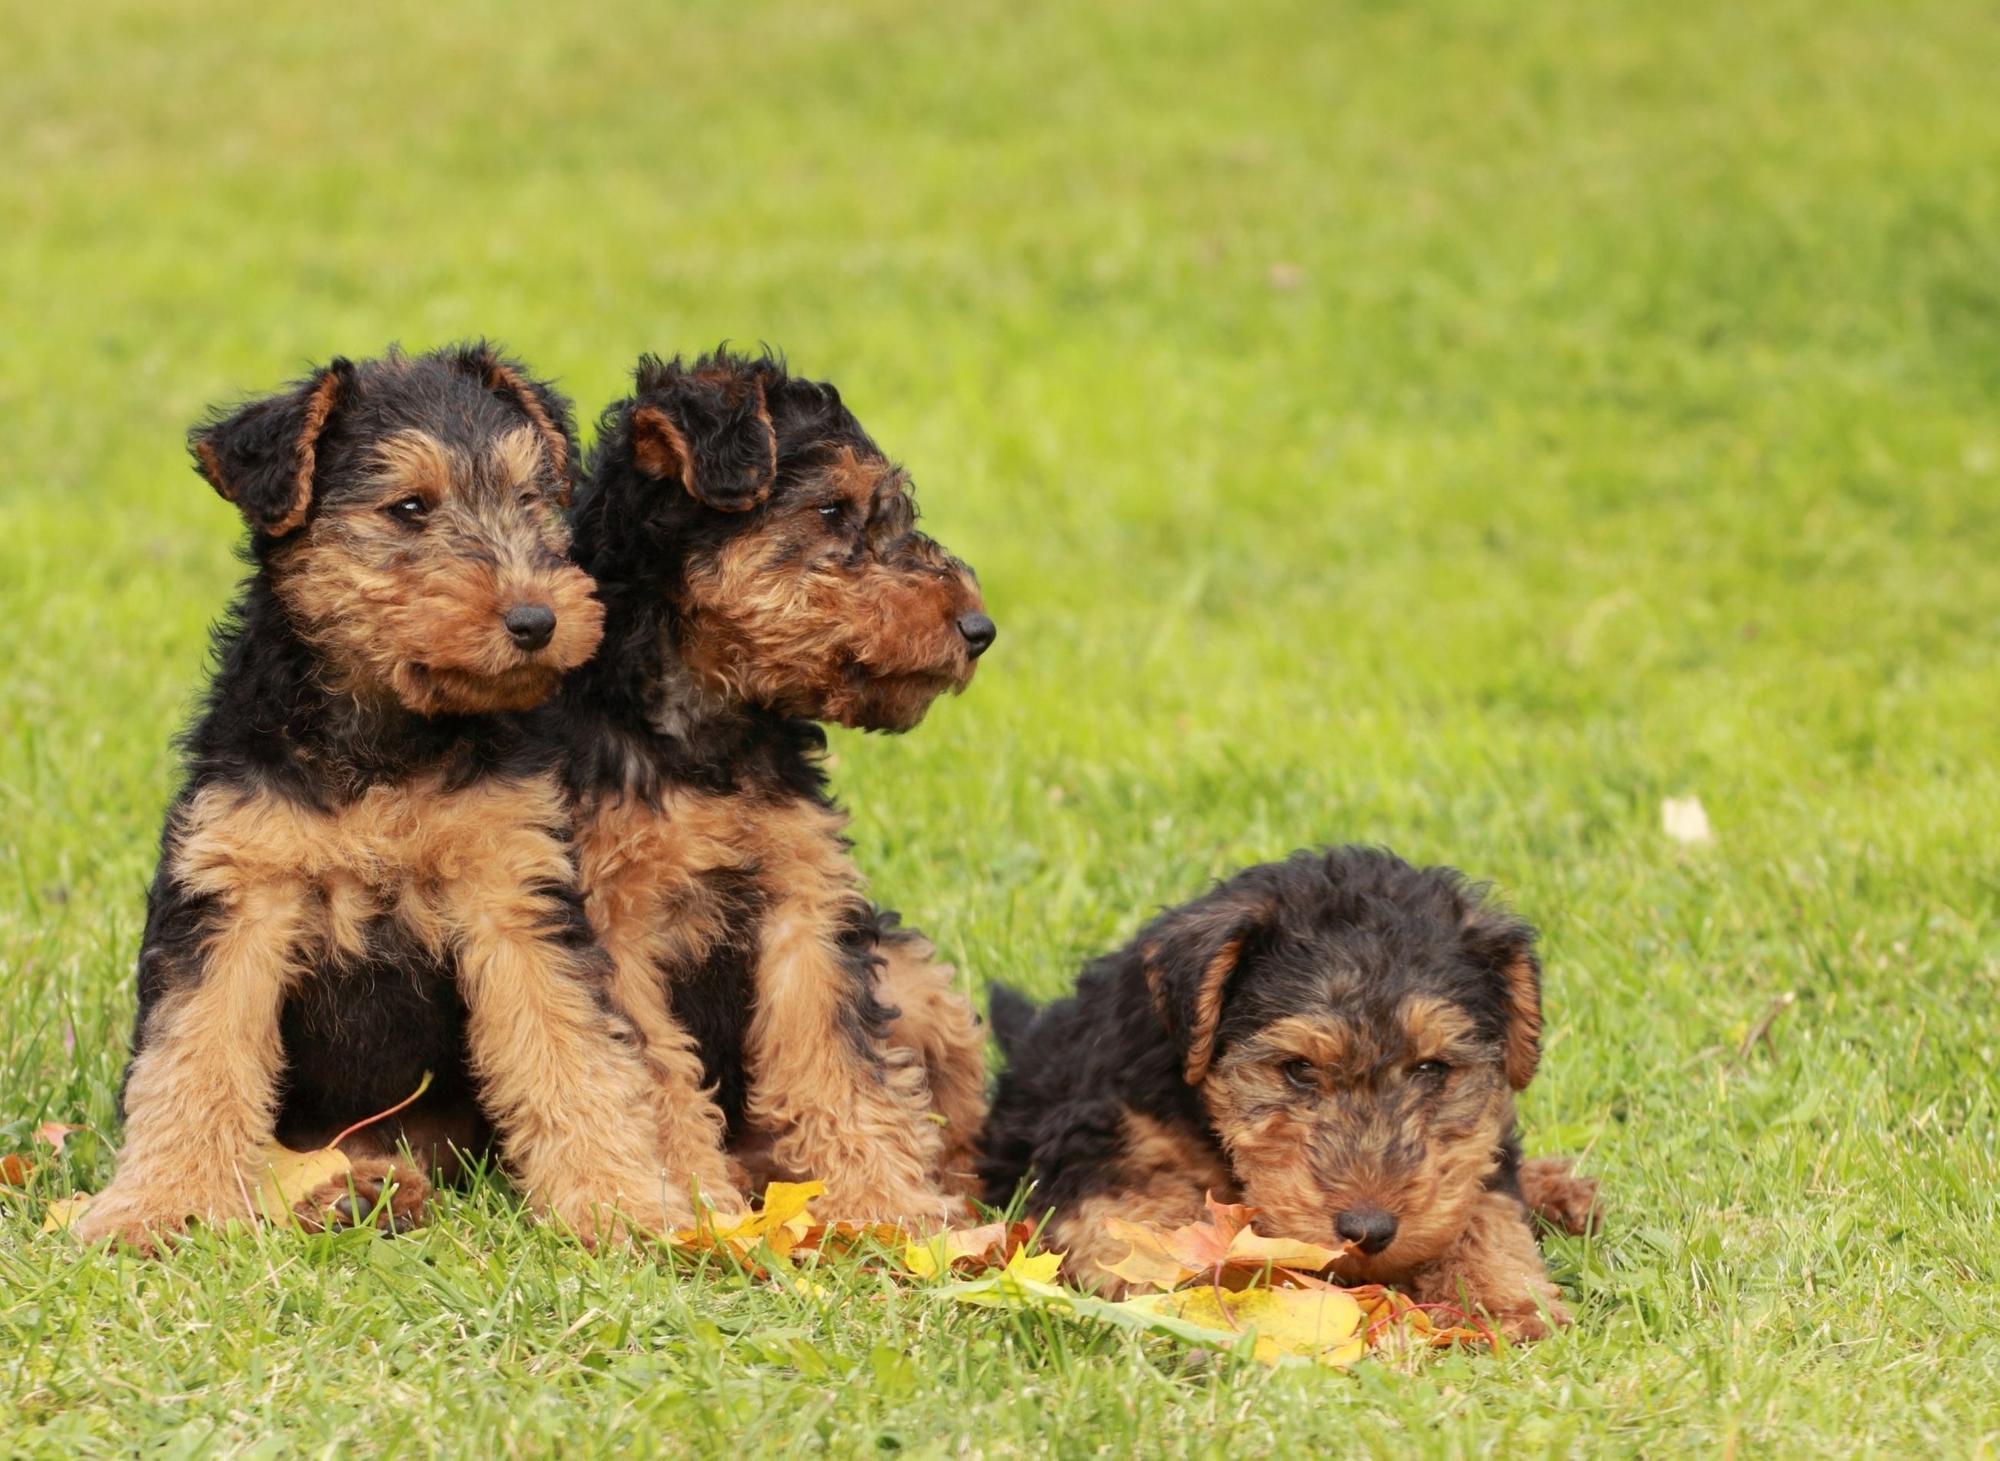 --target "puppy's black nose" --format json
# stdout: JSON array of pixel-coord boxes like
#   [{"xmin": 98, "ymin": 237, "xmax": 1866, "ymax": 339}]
[
  {"xmin": 956, "ymin": 612, "xmax": 996, "ymax": 659},
  {"xmin": 503, "ymin": 603, "xmax": 557, "ymax": 651},
  {"xmin": 1335, "ymin": 1207, "xmax": 1399, "ymax": 1255}
]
